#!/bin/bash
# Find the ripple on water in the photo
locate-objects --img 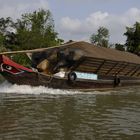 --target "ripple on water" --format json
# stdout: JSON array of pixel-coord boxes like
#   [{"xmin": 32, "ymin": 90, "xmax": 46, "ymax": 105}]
[{"xmin": 0, "ymin": 81, "xmax": 140, "ymax": 139}]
